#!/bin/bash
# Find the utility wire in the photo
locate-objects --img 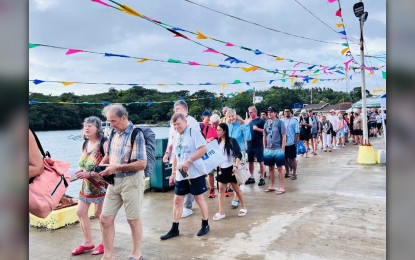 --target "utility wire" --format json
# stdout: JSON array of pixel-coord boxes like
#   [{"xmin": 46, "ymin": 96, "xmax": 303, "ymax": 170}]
[
  {"xmin": 292, "ymin": 0, "xmax": 338, "ymax": 34},
  {"xmin": 183, "ymin": 0, "xmax": 343, "ymax": 45}
]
